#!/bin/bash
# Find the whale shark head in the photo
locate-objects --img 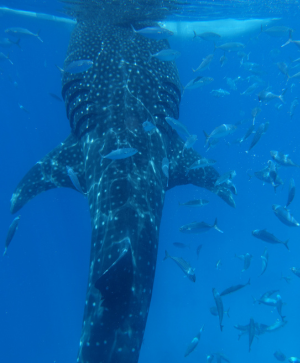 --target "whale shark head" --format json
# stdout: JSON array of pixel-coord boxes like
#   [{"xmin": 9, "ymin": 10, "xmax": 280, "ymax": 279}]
[{"xmin": 10, "ymin": 2, "xmax": 236, "ymax": 363}]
